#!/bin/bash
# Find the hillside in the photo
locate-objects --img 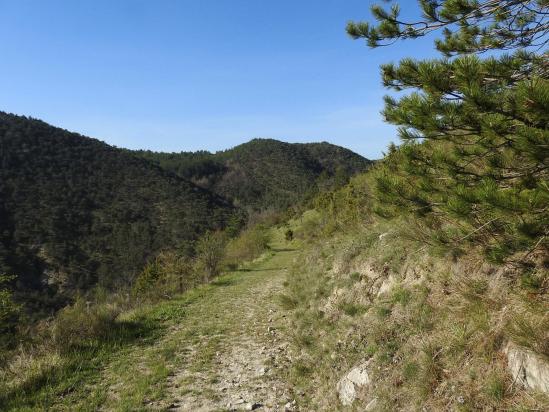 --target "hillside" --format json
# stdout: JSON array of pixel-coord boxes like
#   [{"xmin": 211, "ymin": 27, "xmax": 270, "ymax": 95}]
[
  {"xmin": 3, "ymin": 214, "xmax": 547, "ymax": 411},
  {"xmin": 0, "ymin": 228, "xmax": 297, "ymax": 411},
  {"xmin": 0, "ymin": 112, "xmax": 237, "ymax": 314},
  {"xmin": 134, "ymin": 138, "xmax": 372, "ymax": 211}
]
